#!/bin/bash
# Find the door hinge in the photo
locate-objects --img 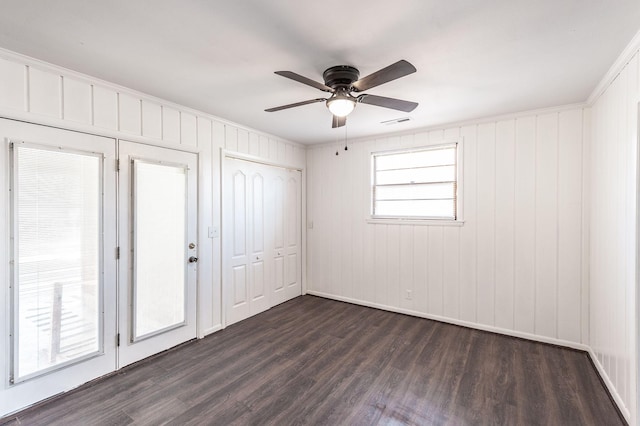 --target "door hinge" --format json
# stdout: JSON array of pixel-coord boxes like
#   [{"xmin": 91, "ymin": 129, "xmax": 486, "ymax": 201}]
[
  {"xmin": 116, "ymin": 333, "xmax": 120, "ymax": 347},
  {"xmin": 115, "ymin": 159, "xmax": 120, "ymax": 172},
  {"xmin": 116, "ymin": 247, "xmax": 120, "ymax": 259}
]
